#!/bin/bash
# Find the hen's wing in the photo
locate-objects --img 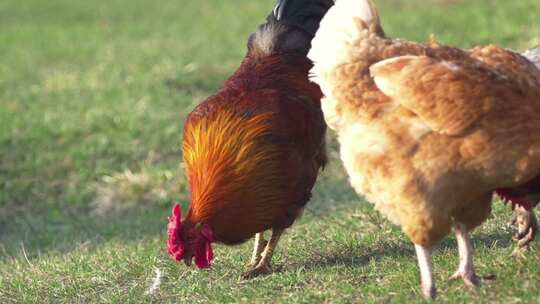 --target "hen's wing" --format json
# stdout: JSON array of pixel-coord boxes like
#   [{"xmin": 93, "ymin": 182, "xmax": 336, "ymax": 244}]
[{"xmin": 369, "ymin": 55, "xmax": 519, "ymax": 136}]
